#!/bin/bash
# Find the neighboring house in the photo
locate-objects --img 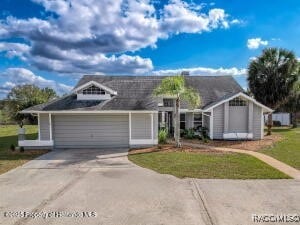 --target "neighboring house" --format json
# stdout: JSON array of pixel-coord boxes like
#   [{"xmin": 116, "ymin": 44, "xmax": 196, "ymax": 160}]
[{"xmin": 19, "ymin": 75, "xmax": 272, "ymax": 149}]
